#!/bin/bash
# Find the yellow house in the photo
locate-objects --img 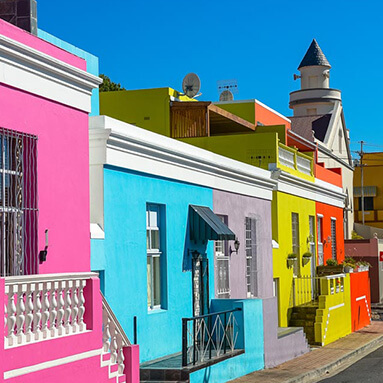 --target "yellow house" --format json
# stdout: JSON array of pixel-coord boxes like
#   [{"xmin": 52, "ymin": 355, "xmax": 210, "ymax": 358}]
[{"xmin": 354, "ymin": 152, "xmax": 383, "ymax": 228}]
